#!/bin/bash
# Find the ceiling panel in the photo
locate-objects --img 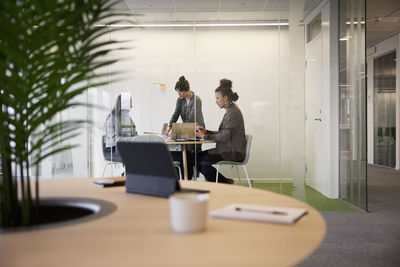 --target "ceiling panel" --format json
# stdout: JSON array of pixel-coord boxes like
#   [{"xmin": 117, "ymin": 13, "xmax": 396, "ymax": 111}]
[
  {"xmin": 388, "ymin": 9, "xmax": 400, "ymax": 17},
  {"xmin": 367, "ymin": 0, "xmax": 400, "ymax": 47},
  {"xmin": 116, "ymin": 0, "xmax": 289, "ymax": 13},
  {"xmin": 367, "ymin": 0, "xmax": 400, "ymax": 17},
  {"xmin": 265, "ymin": 0, "xmax": 289, "ymax": 11},
  {"xmin": 125, "ymin": 0, "xmax": 174, "ymax": 11},
  {"xmin": 136, "ymin": 12, "xmax": 176, "ymax": 22},
  {"xmin": 220, "ymin": 0, "xmax": 265, "ymax": 10},
  {"xmin": 113, "ymin": 0, "xmax": 289, "ymax": 23},
  {"xmin": 114, "ymin": 0, "xmax": 398, "ymax": 48},
  {"xmin": 190, "ymin": 0, "xmax": 220, "ymax": 11}
]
